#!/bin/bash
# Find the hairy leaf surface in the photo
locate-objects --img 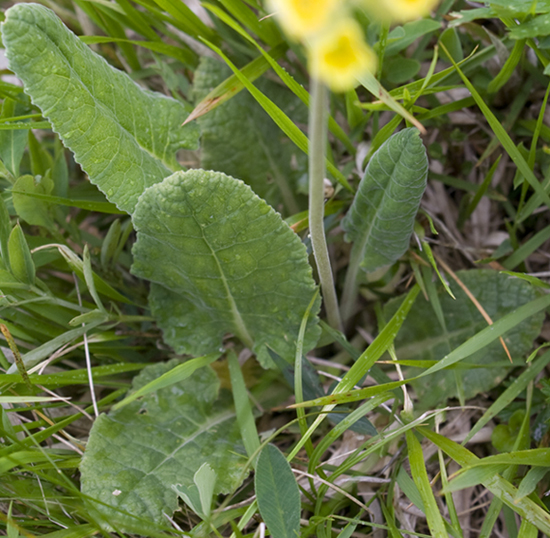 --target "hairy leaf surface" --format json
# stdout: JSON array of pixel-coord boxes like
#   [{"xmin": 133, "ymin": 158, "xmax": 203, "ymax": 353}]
[
  {"xmin": 2, "ymin": 3, "xmax": 199, "ymax": 213},
  {"xmin": 131, "ymin": 170, "xmax": 320, "ymax": 367},
  {"xmin": 384, "ymin": 270, "xmax": 543, "ymax": 408},
  {"xmin": 193, "ymin": 57, "xmax": 307, "ymax": 215},
  {"xmin": 80, "ymin": 360, "xmax": 246, "ymax": 531},
  {"xmin": 342, "ymin": 128, "xmax": 428, "ymax": 272}
]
